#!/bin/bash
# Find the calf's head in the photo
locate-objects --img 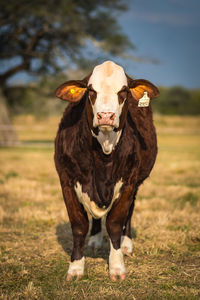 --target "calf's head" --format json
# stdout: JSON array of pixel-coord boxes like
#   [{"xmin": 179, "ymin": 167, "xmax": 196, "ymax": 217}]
[{"xmin": 55, "ymin": 61, "xmax": 159, "ymax": 150}]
